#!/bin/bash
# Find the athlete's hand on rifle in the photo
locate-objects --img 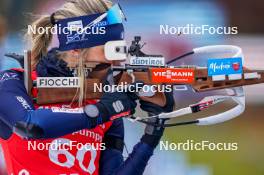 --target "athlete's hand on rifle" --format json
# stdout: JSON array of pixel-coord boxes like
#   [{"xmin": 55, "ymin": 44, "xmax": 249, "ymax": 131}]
[
  {"xmin": 95, "ymin": 82, "xmax": 143, "ymax": 119},
  {"xmin": 140, "ymin": 91, "xmax": 175, "ymax": 148},
  {"xmin": 84, "ymin": 70, "xmax": 144, "ymax": 124}
]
